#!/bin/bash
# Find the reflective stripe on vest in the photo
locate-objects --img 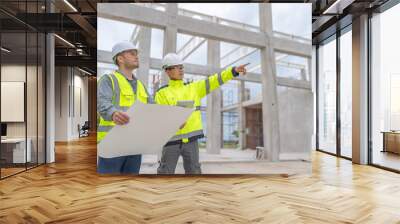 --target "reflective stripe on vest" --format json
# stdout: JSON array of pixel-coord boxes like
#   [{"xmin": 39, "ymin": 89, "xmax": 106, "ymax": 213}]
[
  {"xmin": 97, "ymin": 71, "xmax": 148, "ymax": 143},
  {"xmin": 169, "ymin": 129, "xmax": 204, "ymax": 142}
]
